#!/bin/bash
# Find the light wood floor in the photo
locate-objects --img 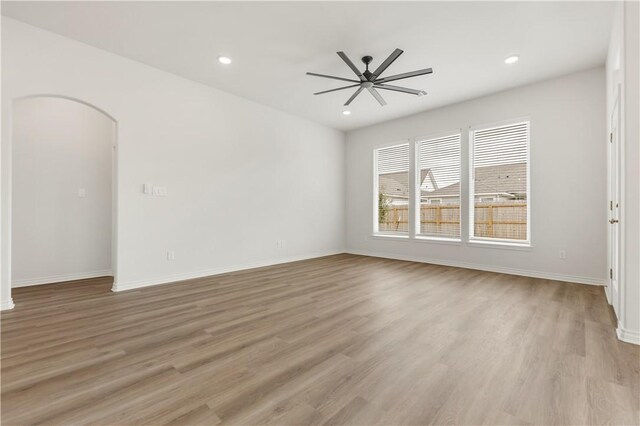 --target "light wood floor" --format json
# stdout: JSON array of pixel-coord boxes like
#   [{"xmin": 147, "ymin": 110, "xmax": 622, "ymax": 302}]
[{"xmin": 2, "ymin": 254, "xmax": 638, "ymax": 425}]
